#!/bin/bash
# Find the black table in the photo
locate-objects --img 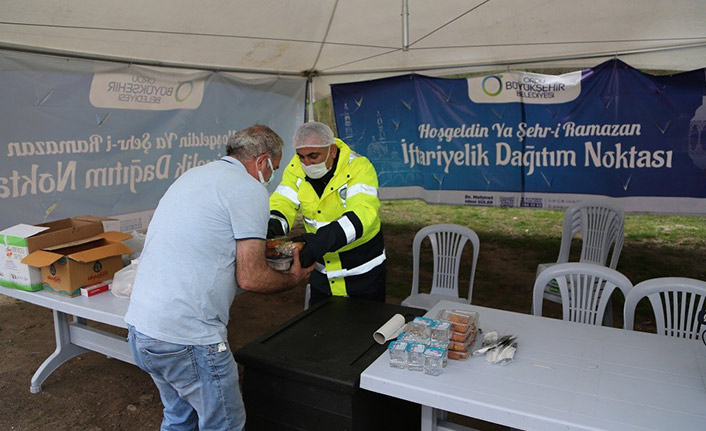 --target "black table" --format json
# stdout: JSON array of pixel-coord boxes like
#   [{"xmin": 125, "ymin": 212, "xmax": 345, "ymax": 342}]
[{"xmin": 234, "ymin": 297, "xmax": 424, "ymax": 431}]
